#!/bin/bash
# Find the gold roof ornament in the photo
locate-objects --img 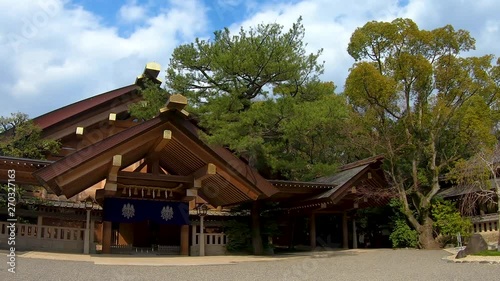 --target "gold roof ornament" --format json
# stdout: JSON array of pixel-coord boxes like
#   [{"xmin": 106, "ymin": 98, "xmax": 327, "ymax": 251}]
[{"xmin": 135, "ymin": 62, "xmax": 162, "ymax": 85}]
